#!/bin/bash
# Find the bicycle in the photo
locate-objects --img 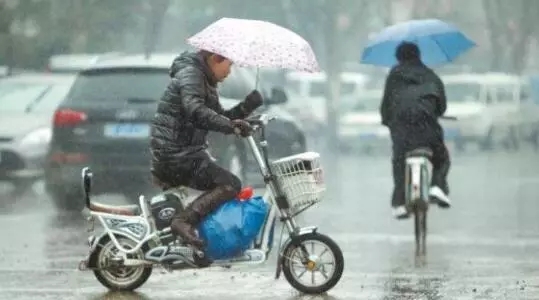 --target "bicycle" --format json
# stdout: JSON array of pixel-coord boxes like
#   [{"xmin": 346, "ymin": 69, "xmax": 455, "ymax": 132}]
[
  {"xmin": 77, "ymin": 114, "xmax": 344, "ymax": 295},
  {"xmin": 404, "ymin": 116, "xmax": 456, "ymax": 257}
]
